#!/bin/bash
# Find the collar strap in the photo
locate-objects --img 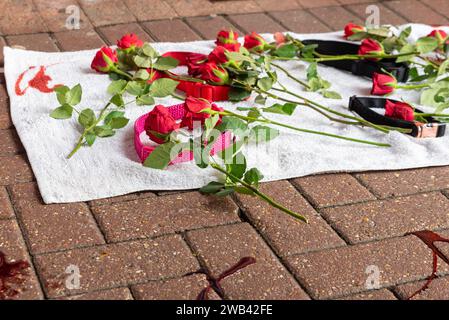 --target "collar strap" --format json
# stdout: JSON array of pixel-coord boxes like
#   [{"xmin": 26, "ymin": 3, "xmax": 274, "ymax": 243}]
[
  {"xmin": 134, "ymin": 103, "xmax": 232, "ymax": 164},
  {"xmin": 349, "ymin": 96, "xmax": 446, "ymax": 138},
  {"xmin": 302, "ymin": 40, "xmax": 410, "ymax": 82},
  {"xmin": 149, "ymin": 51, "xmax": 231, "ymax": 102}
]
